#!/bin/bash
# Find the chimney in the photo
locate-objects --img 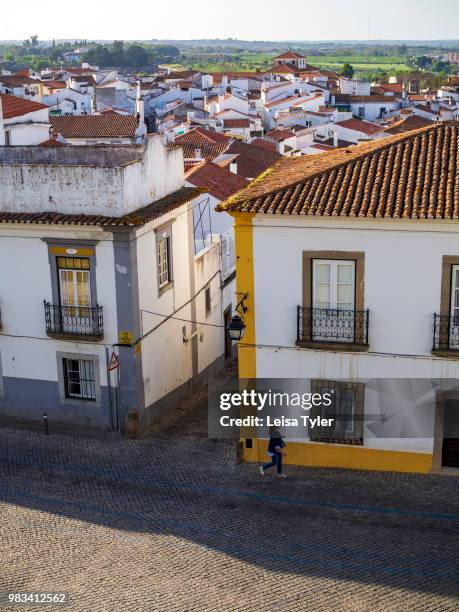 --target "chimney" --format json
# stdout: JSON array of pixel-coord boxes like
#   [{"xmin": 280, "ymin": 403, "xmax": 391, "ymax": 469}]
[
  {"xmin": 333, "ymin": 130, "xmax": 338, "ymax": 148},
  {"xmin": 277, "ymin": 140, "xmax": 285, "ymax": 155},
  {"xmin": 194, "ymin": 148, "xmax": 202, "ymax": 159},
  {"xmin": 229, "ymin": 160, "xmax": 238, "ymax": 174}
]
